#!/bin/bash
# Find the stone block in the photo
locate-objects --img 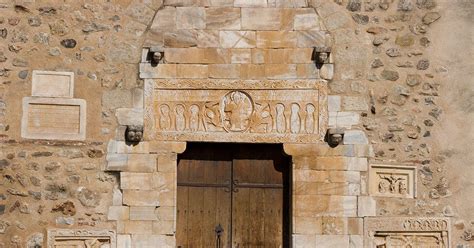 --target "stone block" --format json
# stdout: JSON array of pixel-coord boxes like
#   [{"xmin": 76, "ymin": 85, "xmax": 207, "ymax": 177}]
[
  {"xmin": 294, "ymin": 169, "xmax": 328, "ymax": 182},
  {"xmin": 329, "ymin": 171, "xmax": 361, "ymax": 184},
  {"xmin": 197, "ymin": 30, "xmax": 220, "ymax": 47},
  {"xmin": 163, "ymin": 30, "xmax": 198, "ymax": 48},
  {"xmin": 128, "ymin": 154, "xmax": 157, "ymax": 172},
  {"xmin": 209, "ymin": 64, "xmax": 240, "ymax": 78},
  {"xmin": 341, "ymin": 96, "xmax": 368, "ymax": 111},
  {"xmin": 152, "ymin": 220, "xmax": 175, "ymax": 235},
  {"xmin": 176, "ymin": 7, "xmax": 206, "ymax": 29},
  {"xmin": 297, "ymin": 30, "xmax": 332, "ymax": 48},
  {"xmin": 321, "ymin": 217, "xmax": 363, "ymax": 235},
  {"xmin": 240, "ymin": 64, "xmax": 266, "ymax": 79},
  {"xmin": 150, "ymin": 7, "xmax": 176, "ymax": 31},
  {"xmin": 155, "ymin": 206, "xmax": 175, "ymax": 221},
  {"xmin": 149, "ymin": 141, "xmax": 186, "ymax": 153},
  {"xmin": 294, "ymin": 195, "xmax": 357, "ymax": 217},
  {"xmin": 156, "ymin": 153, "xmax": 177, "ymax": 172},
  {"xmin": 320, "ymin": 63, "xmax": 334, "ymax": 80},
  {"xmin": 328, "ymin": 112, "xmax": 360, "ymax": 128},
  {"xmin": 316, "ymin": 156, "xmax": 368, "ymax": 171},
  {"xmin": 357, "ymin": 196, "xmax": 376, "ymax": 217},
  {"xmin": 315, "ymin": 235, "xmax": 350, "ymax": 247},
  {"xmin": 31, "ymin": 70, "xmax": 74, "ymax": 98},
  {"xmin": 132, "ymin": 88, "xmax": 143, "ymax": 108},
  {"xmin": 131, "ymin": 234, "xmax": 175, "ymax": 247},
  {"xmin": 113, "ymin": 188, "xmax": 123, "ymax": 205},
  {"xmin": 241, "ymin": 8, "xmax": 282, "ymax": 30},
  {"xmin": 328, "ymin": 95, "xmax": 341, "ymax": 112},
  {"xmin": 234, "ymin": 0, "xmax": 267, "ymax": 7},
  {"xmin": 205, "ymin": 7, "xmax": 240, "ymax": 30},
  {"xmin": 152, "ymin": 172, "xmax": 176, "ymax": 191},
  {"xmin": 108, "ymin": 206, "xmax": 130, "ymax": 221},
  {"xmin": 290, "ymin": 48, "xmax": 314, "ymax": 63},
  {"xmin": 21, "ymin": 97, "xmax": 86, "ymax": 141},
  {"xmin": 294, "ymin": 216, "xmax": 322, "ymax": 234},
  {"xmin": 107, "ymin": 140, "xmax": 150, "ymax": 154},
  {"xmin": 293, "ymin": 234, "xmax": 316, "ymax": 248},
  {"xmin": 165, "ymin": 48, "xmax": 230, "ymax": 64},
  {"xmin": 130, "ymin": 206, "xmax": 159, "ymax": 220},
  {"xmin": 265, "ymin": 64, "xmax": 297, "ymax": 79},
  {"xmin": 294, "ymin": 9, "xmax": 320, "ymax": 30},
  {"xmin": 230, "ymin": 49, "xmax": 252, "ymax": 63},
  {"xmin": 115, "ymin": 108, "xmax": 144, "ymax": 126},
  {"xmin": 123, "ymin": 190, "xmax": 160, "ymax": 206},
  {"xmin": 117, "ymin": 234, "xmax": 132, "ymax": 248},
  {"xmin": 349, "ymin": 235, "xmax": 363, "ymax": 248},
  {"xmin": 264, "ymin": 49, "xmax": 290, "ymax": 64},
  {"xmin": 47, "ymin": 229, "xmax": 116, "ymax": 247},
  {"xmin": 343, "ymin": 130, "xmax": 369, "ymax": 145},
  {"xmin": 121, "ymin": 172, "xmax": 154, "ymax": 190},
  {"xmin": 296, "ymin": 64, "xmax": 320, "ymax": 79},
  {"xmin": 139, "ymin": 63, "xmax": 176, "ymax": 79},
  {"xmin": 176, "ymin": 64, "xmax": 208, "ymax": 78},
  {"xmin": 294, "ymin": 181, "xmax": 360, "ymax": 196},
  {"xmin": 122, "ymin": 220, "xmax": 153, "ymax": 234},
  {"xmin": 220, "ymin": 31, "xmax": 256, "ymax": 48},
  {"xmin": 257, "ymin": 31, "xmax": 297, "ymax": 48}
]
